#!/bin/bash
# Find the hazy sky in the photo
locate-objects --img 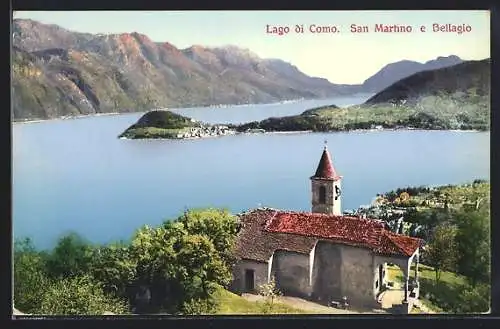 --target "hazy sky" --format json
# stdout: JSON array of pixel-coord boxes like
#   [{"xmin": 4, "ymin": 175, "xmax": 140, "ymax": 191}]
[{"xmin": 14, "ymin": 10, "xmax": 490, "ymax": 84}]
